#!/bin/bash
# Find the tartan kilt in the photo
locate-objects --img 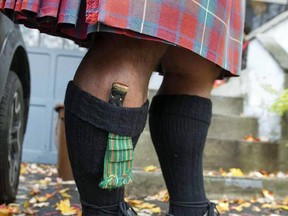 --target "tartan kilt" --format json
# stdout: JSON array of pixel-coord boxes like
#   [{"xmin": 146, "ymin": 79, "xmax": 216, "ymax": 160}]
[{"xmin": 0, "ymin": 0, "xmax": 245, "ymax": 76}]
